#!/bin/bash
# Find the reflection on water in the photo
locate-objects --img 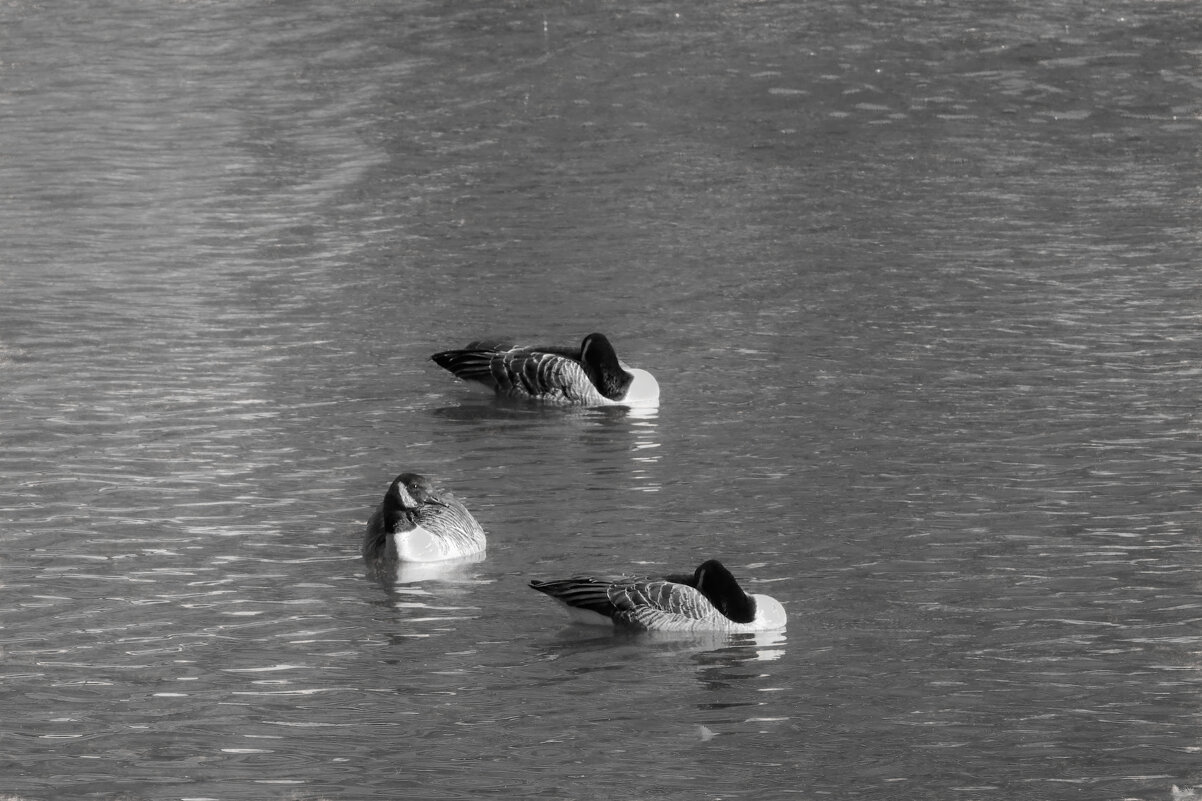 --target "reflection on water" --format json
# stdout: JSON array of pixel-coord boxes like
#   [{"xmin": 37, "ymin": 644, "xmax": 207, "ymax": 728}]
[
  {"xmin": 542, "ymin": 624, "xmax": 786, "ymax": 659},
  {"xmin": 532, "ymin": 625, "xmax": 793, "ymax": 748},
  {"xmin": 368, "ymin": 551, "xmax": 488, "ymax": 586},
  {"xmin": 387, "ymin": 592, "xmax": 482, "ymax": 625},
  {"xmin": 429, "ymin": 397, "xmax": 663, "ymax": 494}
]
